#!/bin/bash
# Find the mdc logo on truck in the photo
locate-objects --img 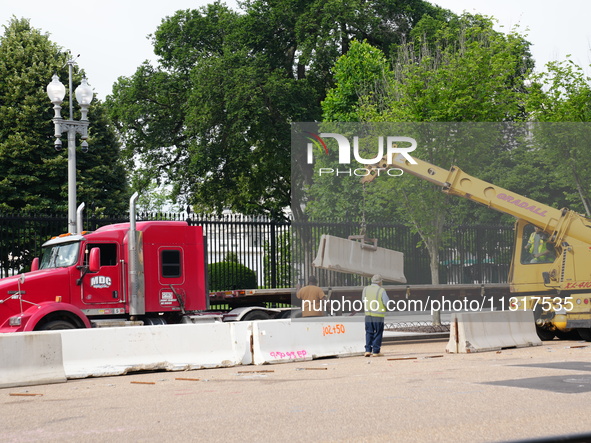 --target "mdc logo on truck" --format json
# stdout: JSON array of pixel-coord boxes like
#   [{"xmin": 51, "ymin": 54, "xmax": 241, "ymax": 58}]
[{"xmin": 90, "ymin": 276, "xmax": 112, "ymax": 289}]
